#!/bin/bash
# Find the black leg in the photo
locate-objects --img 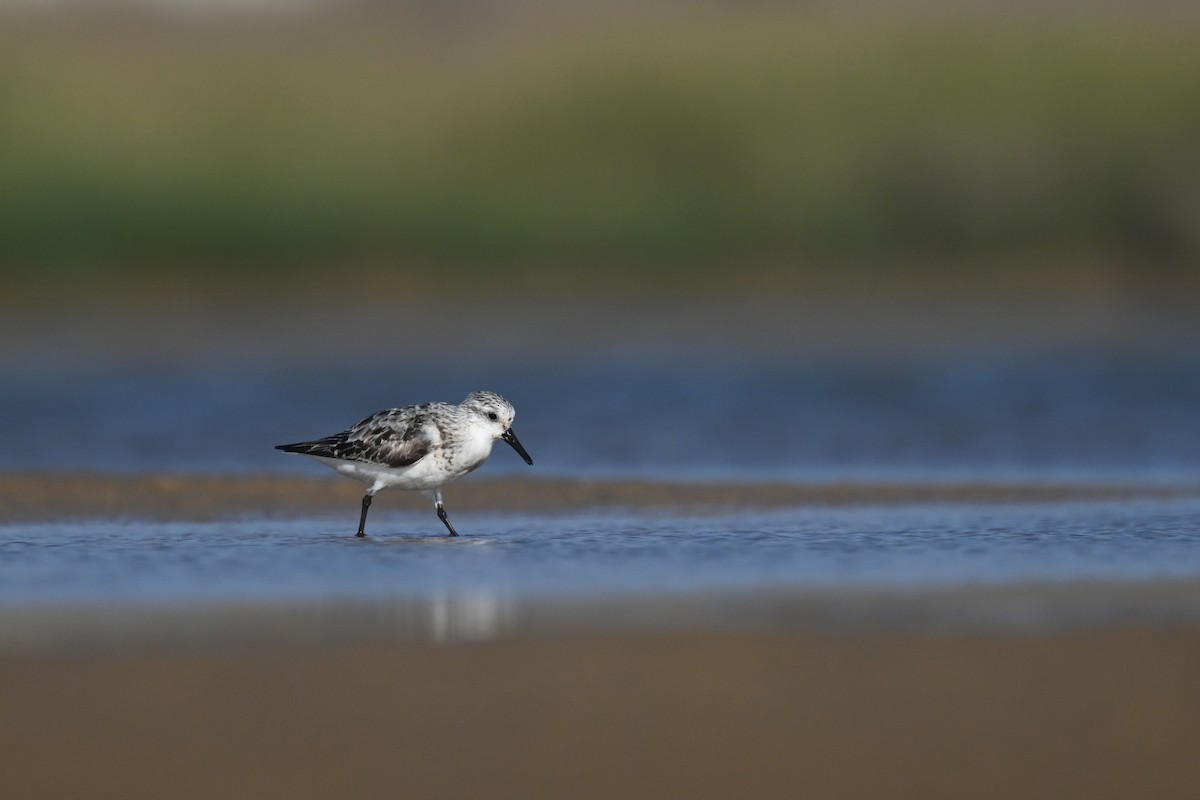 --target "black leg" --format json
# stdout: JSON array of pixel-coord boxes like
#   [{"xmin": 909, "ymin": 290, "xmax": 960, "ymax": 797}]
[
  {"xmin": 357, "ymin": 493, "xmax": 373, "ymax": 537},
  {"xmin": 436, "ymin": 502, "xmax": 460, "ymax": 537}
]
